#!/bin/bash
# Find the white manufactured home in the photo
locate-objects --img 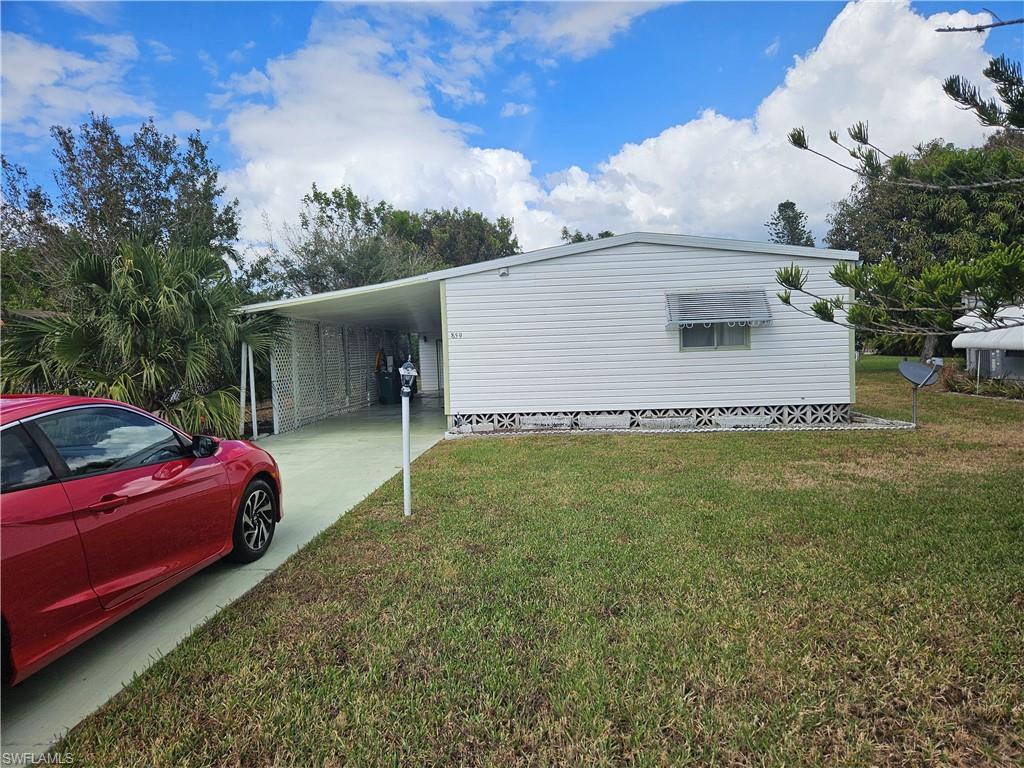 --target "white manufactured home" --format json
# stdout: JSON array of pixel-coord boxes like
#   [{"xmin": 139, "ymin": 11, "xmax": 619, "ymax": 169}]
[
  {"xmin": 952, "ymin": 305, "xmax": 1024, "ymax": 381},
  {"xmin": 240, "ymin": 232, "xmax": 858, "ymax": 434}
]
